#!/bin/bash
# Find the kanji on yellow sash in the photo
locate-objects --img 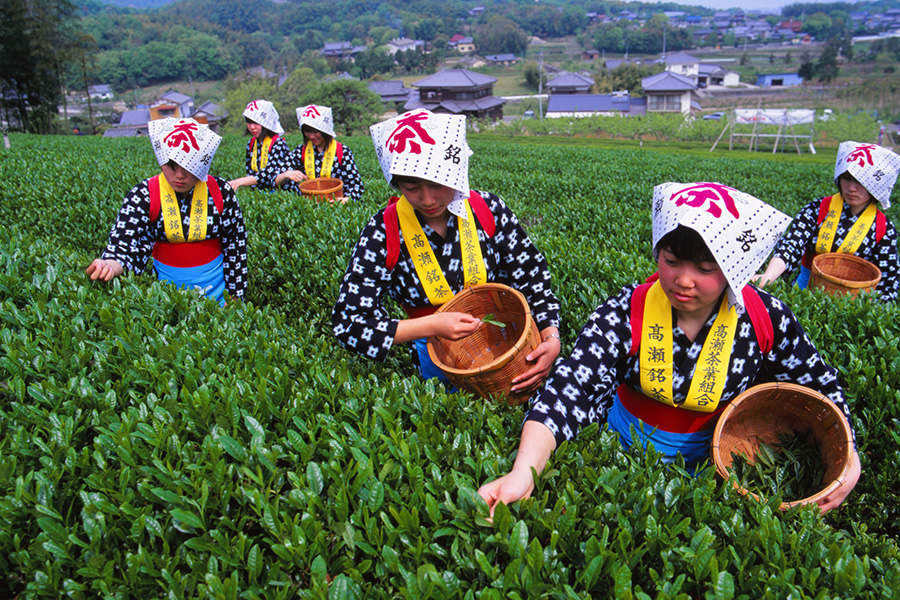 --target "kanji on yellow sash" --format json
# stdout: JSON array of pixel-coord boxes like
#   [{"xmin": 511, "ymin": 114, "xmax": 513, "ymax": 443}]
[
  {"xmin": 304, "ymin": 139, "xmax": 336, "ymax": 179},
  {"xmin": 250, "ymin": 136, "xmax": 275, "ymax": 172},
  {"xmin": 159, "ymin": 172, "xmax": 208, "ymax": 244},
  {"xmin": 816, "ymin": 193, "xmax": 877, "ymax": 255},
  {"xmin": 396, "ymin": 195, "xmax": 486, "ymax": 306},
  {"xmin": 640, "ymin": 281, "xmax": 739, "ymax": 412}
]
